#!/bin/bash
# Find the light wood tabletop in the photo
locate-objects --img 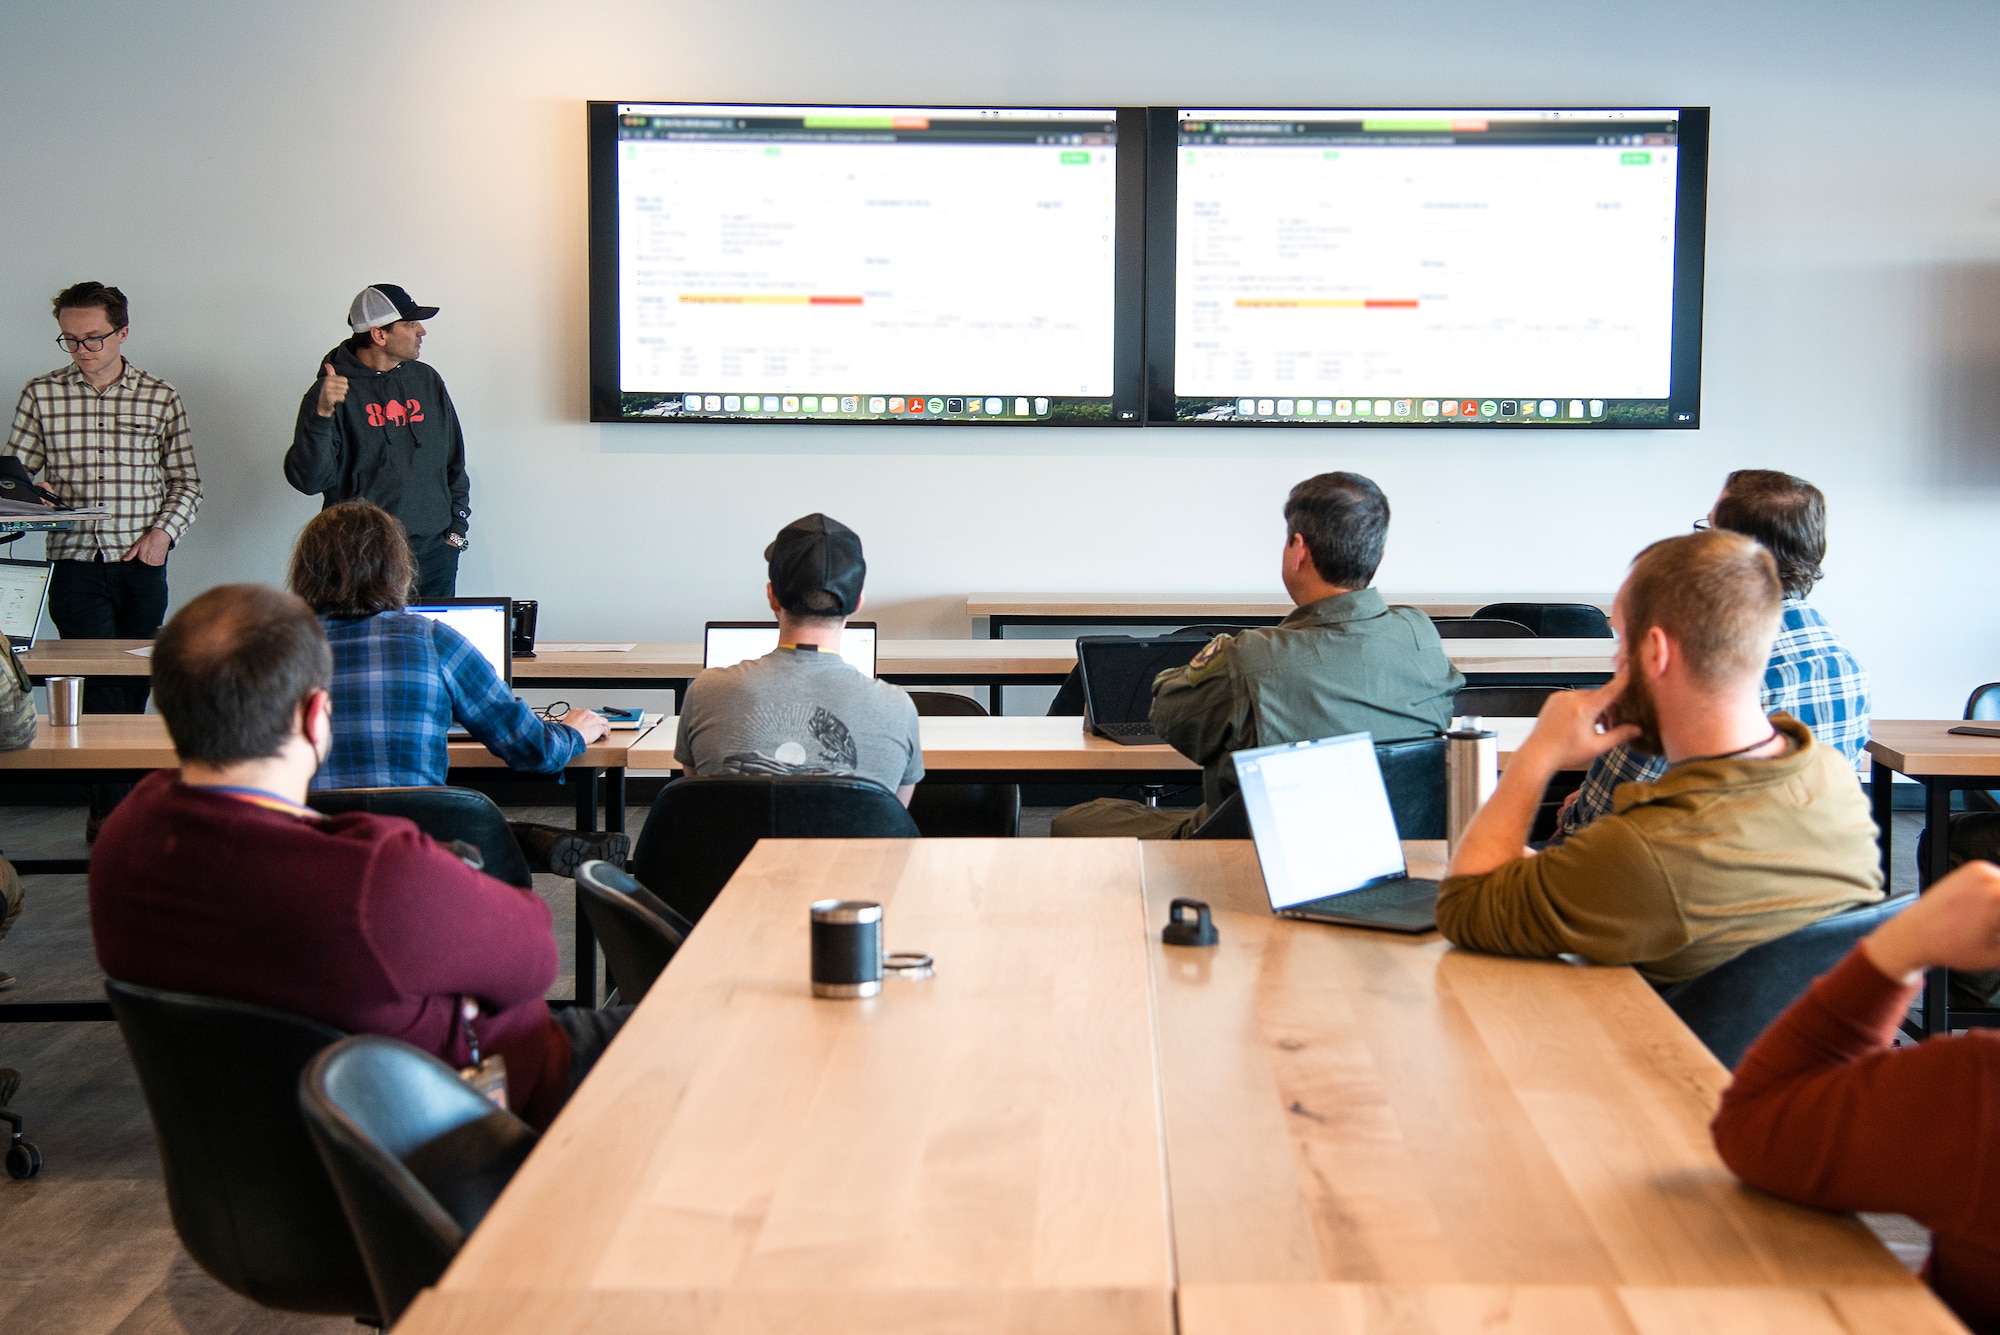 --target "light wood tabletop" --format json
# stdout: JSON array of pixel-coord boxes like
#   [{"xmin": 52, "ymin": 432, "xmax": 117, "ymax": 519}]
[
  {"xmin": 1866, "ymin": 720, "xmax": 2000, "ymax": 777},
  {"xmin": 969, "ymin": 593, "xmax": 1616, "ymax": 620},
  {"xmin": 411, "ymin": 838, "xmax": 1176, "ymax": 1334},
  {"xmin": 1142, "ymin": 841, "xmax": 1947, "ymax": 1332},
  {"xmin": 626, "ymin": 715, "xmax": 1539, "ymax": 775},
  {"xmin": 18, "ymin": 637, "xmax": 1615, "ymax": 682},
  {"xmin": 0, "ymin": 714, "xmax": 653, "ymax": 771}
]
